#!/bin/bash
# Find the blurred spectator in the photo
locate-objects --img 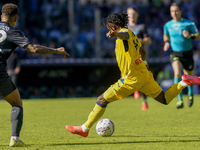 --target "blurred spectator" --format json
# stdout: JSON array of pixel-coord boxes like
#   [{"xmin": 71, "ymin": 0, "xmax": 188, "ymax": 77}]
[
  {"xmin": 2, "ymin": 0, "xmax": 200, "ymax": 98},
  {"xmin": 2, "ymin": 0, "xmax": 198, "ymax": 60},
  {"xmin": 30, "ymin": 87, "xmax": 41, "ymax": 99},
  {"xmin": 54, "ymin": 86, "xmax": 64, "ymax": 98},
  {"xmin": 66, "ymin": 86, "xmax": 76, "ymax": 98}
]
